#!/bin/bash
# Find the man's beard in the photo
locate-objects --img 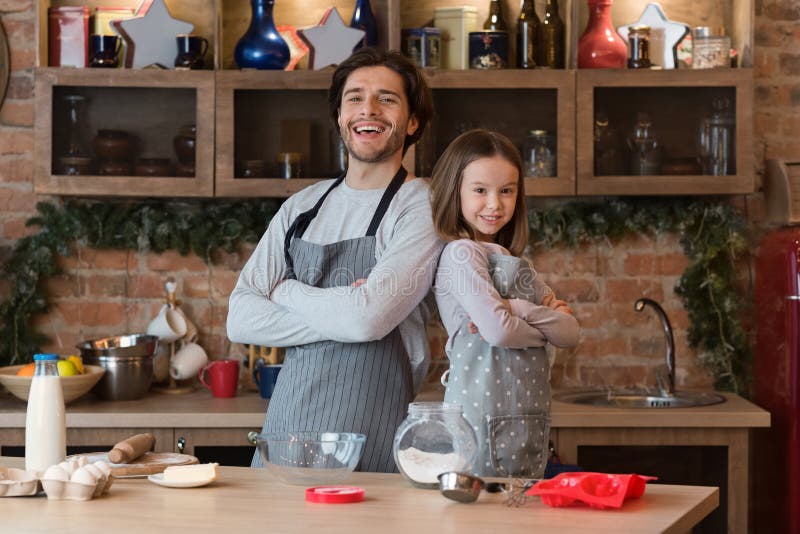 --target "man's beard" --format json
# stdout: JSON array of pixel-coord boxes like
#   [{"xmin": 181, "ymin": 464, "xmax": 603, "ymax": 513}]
[{"xmin": 341, "ymin": 123, "xmax": 406, "ymax": 163}]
